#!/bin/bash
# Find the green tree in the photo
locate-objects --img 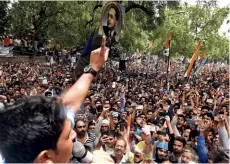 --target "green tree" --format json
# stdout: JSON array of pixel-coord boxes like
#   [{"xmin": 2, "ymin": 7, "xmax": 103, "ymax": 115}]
[
  {"xmin": 0, "ymin": 1, "xmax": 10, "ymax": 36},
  {"xmin": 149, "ymin": 5, "xmax": 229, "ymax": 58},
  {"xmin": 7, "ymin": 1, "xmax": 228, "ymax": 59},
  {"xmin": 8, "ymin": 1, "xmax": 98, "ymax": 47}
]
